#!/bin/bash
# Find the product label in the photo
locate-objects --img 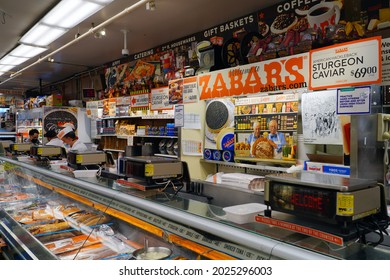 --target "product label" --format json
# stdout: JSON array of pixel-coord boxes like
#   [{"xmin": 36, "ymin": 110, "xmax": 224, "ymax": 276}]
[
  {"xmin": 144, "ymin": 164, "xmax": 154, "ymax": 176},
  {"xmin": 336, "ymin": 193, "xmax": 354, "ymax": 216}
]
